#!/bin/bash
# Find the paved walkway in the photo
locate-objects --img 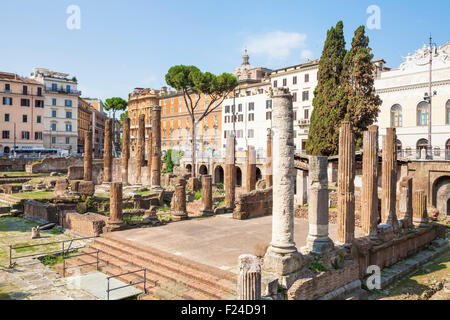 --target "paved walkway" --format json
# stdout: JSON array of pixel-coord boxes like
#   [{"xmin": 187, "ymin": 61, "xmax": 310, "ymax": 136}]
[{"xmin": 115, "ymin": 214, "xmax": 364, "ymax": 274}]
